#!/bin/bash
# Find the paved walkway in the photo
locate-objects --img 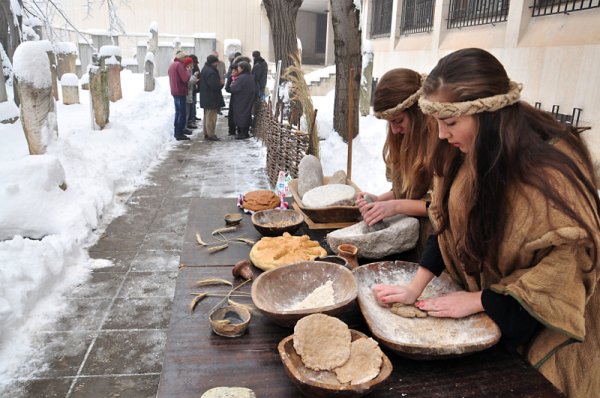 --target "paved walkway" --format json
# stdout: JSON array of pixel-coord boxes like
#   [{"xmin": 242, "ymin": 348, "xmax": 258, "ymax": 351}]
[{"xmin": 4, "ymin": 117, "xmax": 269, "ymax": 397}]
